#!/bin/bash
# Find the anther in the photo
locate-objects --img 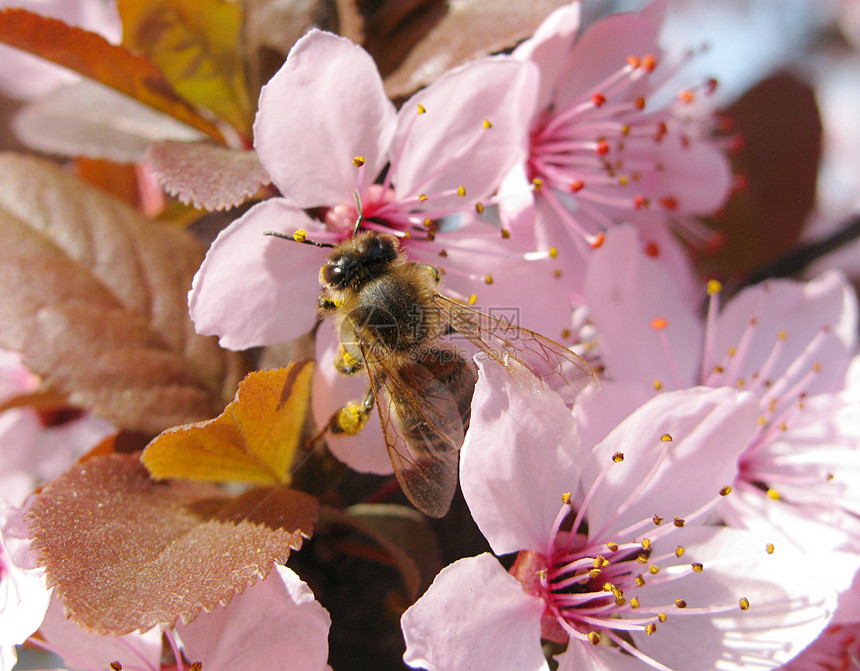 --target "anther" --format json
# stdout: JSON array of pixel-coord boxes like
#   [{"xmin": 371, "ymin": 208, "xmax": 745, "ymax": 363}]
[
  {"xmin": 720, "ymin": 485, "xmax": 732, "ymax": 496},
  {"xmin": 627, "ymin": 55, "xmax": 640, "ymax": 68},
  {"xmin": 612, "ymin": 452, "xmax": 624, "ymax": 463},
  {"xmin": 658, "ymin": 612, "xmax": 667, "ymax": 623},
  {"xmin": 651, "ymin": 318, "xmax": 668, "ymax": 330},
  {"xmin": 652, "ymin": 515, "xmax": 664, "ymax": 525},
  {"xmin": 110, "ymin": 664, "xmax": 122, "ymax": 671},
  {"xmin": 419, "ymin": 194, "xmax": 428, "ymax": 202},
  {"xmin": 501, "ymin": 228, "xmax": 511, "ymax": 239},
  {"xmin": 675, "ymin": 599, "xmax": 687, "ymax": 609},
  {"xmin": 767, "ymin": 489, "xmax": 780, "ymax": 500},
  {"xmin": 570, "ymin": 179, "xmax": 584, "ymax": 192},
  {"xmin": 475, "ymin": 202, "xmax": 484, "ymax": 214},
  {"xmin": 562, "ymin": 492, "xmax": 572, "ymax": 505},
  {"xmin": 642, "ymin": 538, "xmax": 651, "ymax": 550},
  {"xmin": 592, "ymin": 93, "xmax": 607, "ymax": 107},
  {"xmin": 678, "ymin": 89, "xmax": 695, "ymax": 104},
  {"xmin": 590, "ymin": 233, "xmax": 605, "ymax": 248},
  {"xmin": 766, "ymin": 543, "xmax": 775, "ymax": 554},
  {"xmin": 645, "ymin": 241, "xmax": 660, "ymax": 257},
  {"xmin": 659, "ymin": 195, "xmax": 679, "ymax": 210},
  {"xmin": 642, "ymin": 54, "xmax": 657, "ymax": 72},
  {"xmin": 635, "ymin": 96, "xmax": 646, "ymax": 110},
  {"xmin": 483, "ymin": 119, "xmax": 492, "ymax": 129},
  {"xmin": 293, "ymin": 229, "xmax": 308, "ymax": 242},
  {"xmin": 653, "ymin": 380, "xmax": 663, "ymax": 390},
  {"xmin": 549, "ymin": 247, "xmax": 558, "ymax": 259},
  {"xmin": 588, "ymin": 632, "xmax": 601, "ymax": 645},
  {"xmin": 692, "ymin": 563, "xmax": 703, "ymax": 572},
  {"xmin": 457, "ymin": 185, "xmax": 466, "ymax": 197},
  {"xmin": 673, "ymin": 517, "xmax": 685, "ymax": 527},
  {"xmin": 468, "ymin": 294, "xmax": 477, "ymax": 306},
  {"xmin": 417, "ymin": 104, "xmax": 426, "ymax": 114},
  {"xmin": 352, "ymin": 156, "xmax": 365, "ymax": 166},
  {"xmin": 484, "ymin": 275, "xmax": 493, "ymax": 285},
  {"xmin": 675, "ymin": 546, "xmax": 685, "ymax": 557},
  {"xmin": 646, "ymin": 623, "xmax": 657, "ymax": 635},
  {"xmin": 596, "ymin": 140, "xmax": 611, "ymax": 155},
  {"xmin": 532, "ymin": 178, "xmax": 543, "ymax": 191},
  {"xmin": 739, "ymin": 597, "xmax": 750, "ymax": 611}
]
